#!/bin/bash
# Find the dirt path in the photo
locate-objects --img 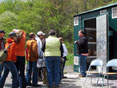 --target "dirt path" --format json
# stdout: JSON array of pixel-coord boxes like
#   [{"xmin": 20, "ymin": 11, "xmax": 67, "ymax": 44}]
[{"xmin": 4, "ymin": 66, "xmax": 117, "ymax": 88}]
